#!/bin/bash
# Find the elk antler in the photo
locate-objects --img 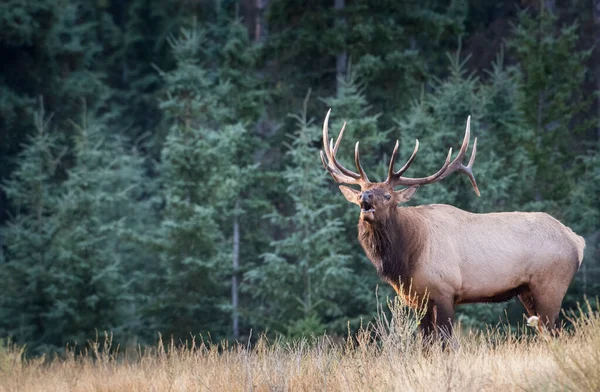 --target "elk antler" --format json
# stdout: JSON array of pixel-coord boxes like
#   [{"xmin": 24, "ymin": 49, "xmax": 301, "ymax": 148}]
[
  {"xmin": 385, "ymin": 116, "xmax": 480, "ymax": 196},
  {"xmin": 320, "ymin": 109, "xmax": 370, "ymax": 186}
]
